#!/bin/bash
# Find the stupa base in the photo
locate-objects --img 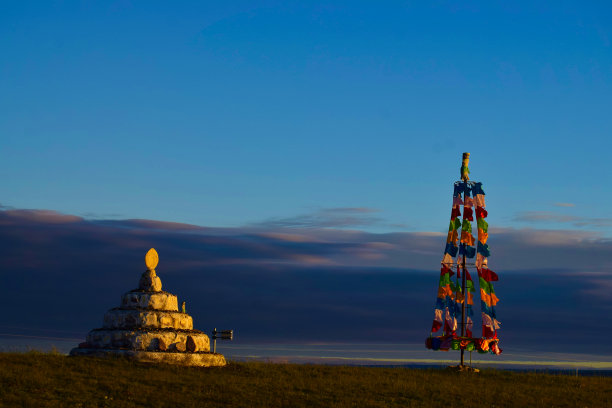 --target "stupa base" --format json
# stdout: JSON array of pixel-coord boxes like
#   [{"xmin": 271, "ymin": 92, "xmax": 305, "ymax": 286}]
[{"xmin": 70, "ymin": 348, "xmax": 227, "ymax": 367}]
